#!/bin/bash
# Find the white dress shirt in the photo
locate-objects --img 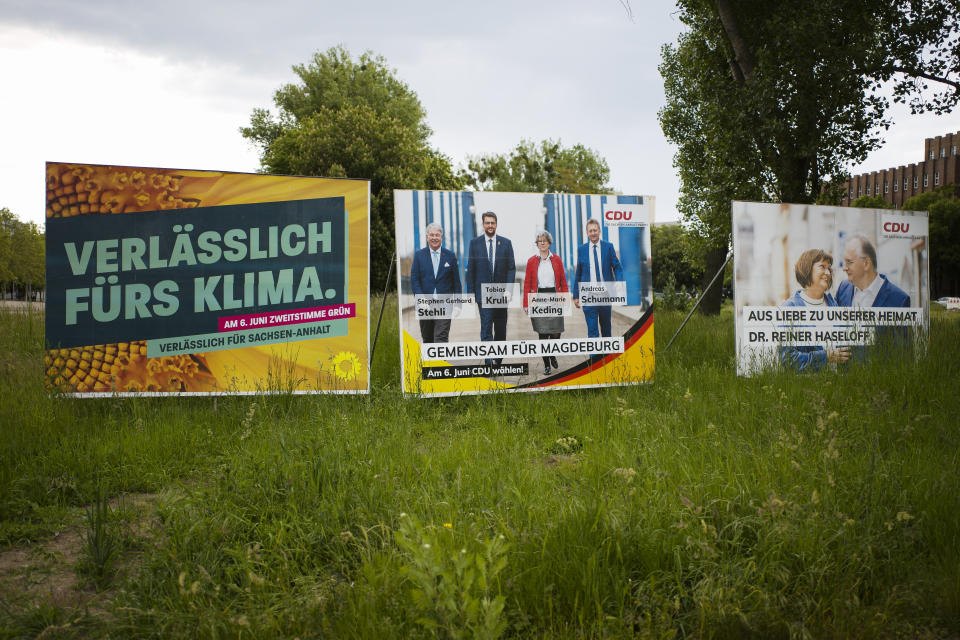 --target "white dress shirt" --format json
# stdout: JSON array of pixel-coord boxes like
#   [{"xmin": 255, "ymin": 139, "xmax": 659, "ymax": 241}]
[
  {"xmin": 537, "ymin": 254, "xmax": 556, "ymax": 288},
  {"xmin": 852, "ymin": 274, "xmax": 883, "ymax": 307},
  {"xmin": 589, "ymin": 241, "xmax": 602, "ymax": 283}
]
